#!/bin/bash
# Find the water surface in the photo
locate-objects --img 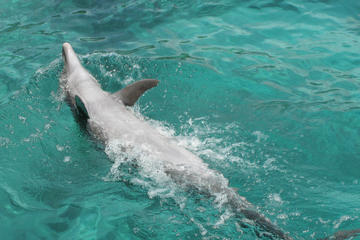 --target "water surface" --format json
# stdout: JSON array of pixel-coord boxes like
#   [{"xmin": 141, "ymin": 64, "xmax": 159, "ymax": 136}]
[{"xmin": 1, "ymin": 0, "xmax": 360, "ymax": 239}]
